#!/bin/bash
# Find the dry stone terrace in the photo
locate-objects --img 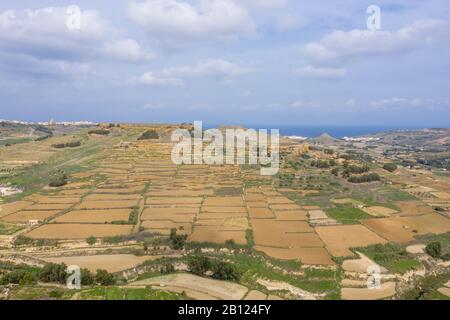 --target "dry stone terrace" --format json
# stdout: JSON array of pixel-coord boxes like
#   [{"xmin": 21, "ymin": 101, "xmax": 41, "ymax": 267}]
[
  {"xmin": 1, "ymin": 125, "xmax": 450, "ymax": 300},
  {"xmin": 1, "ymin": 127, "xmax": 450, "ymax": 263}
]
